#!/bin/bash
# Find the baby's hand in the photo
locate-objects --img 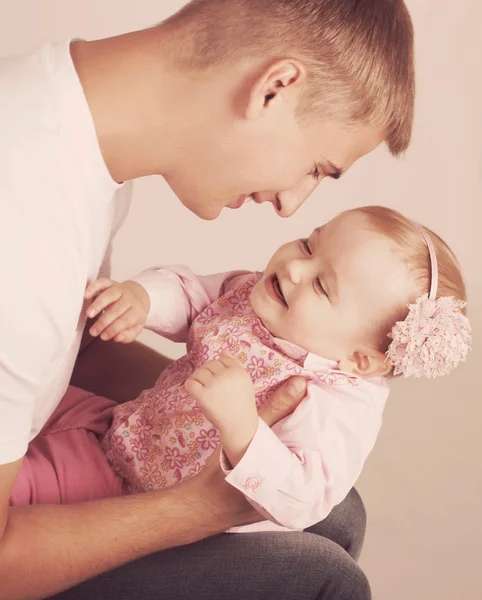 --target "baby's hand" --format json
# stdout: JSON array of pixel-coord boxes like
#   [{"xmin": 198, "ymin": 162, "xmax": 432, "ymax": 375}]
[
  {"xmin": 84, "ymin": 278, "xmax": 150, "ymax": 343},
  {"xmin": 185, "ymin": 355, "xmax": 258, "ymax": 443}
]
